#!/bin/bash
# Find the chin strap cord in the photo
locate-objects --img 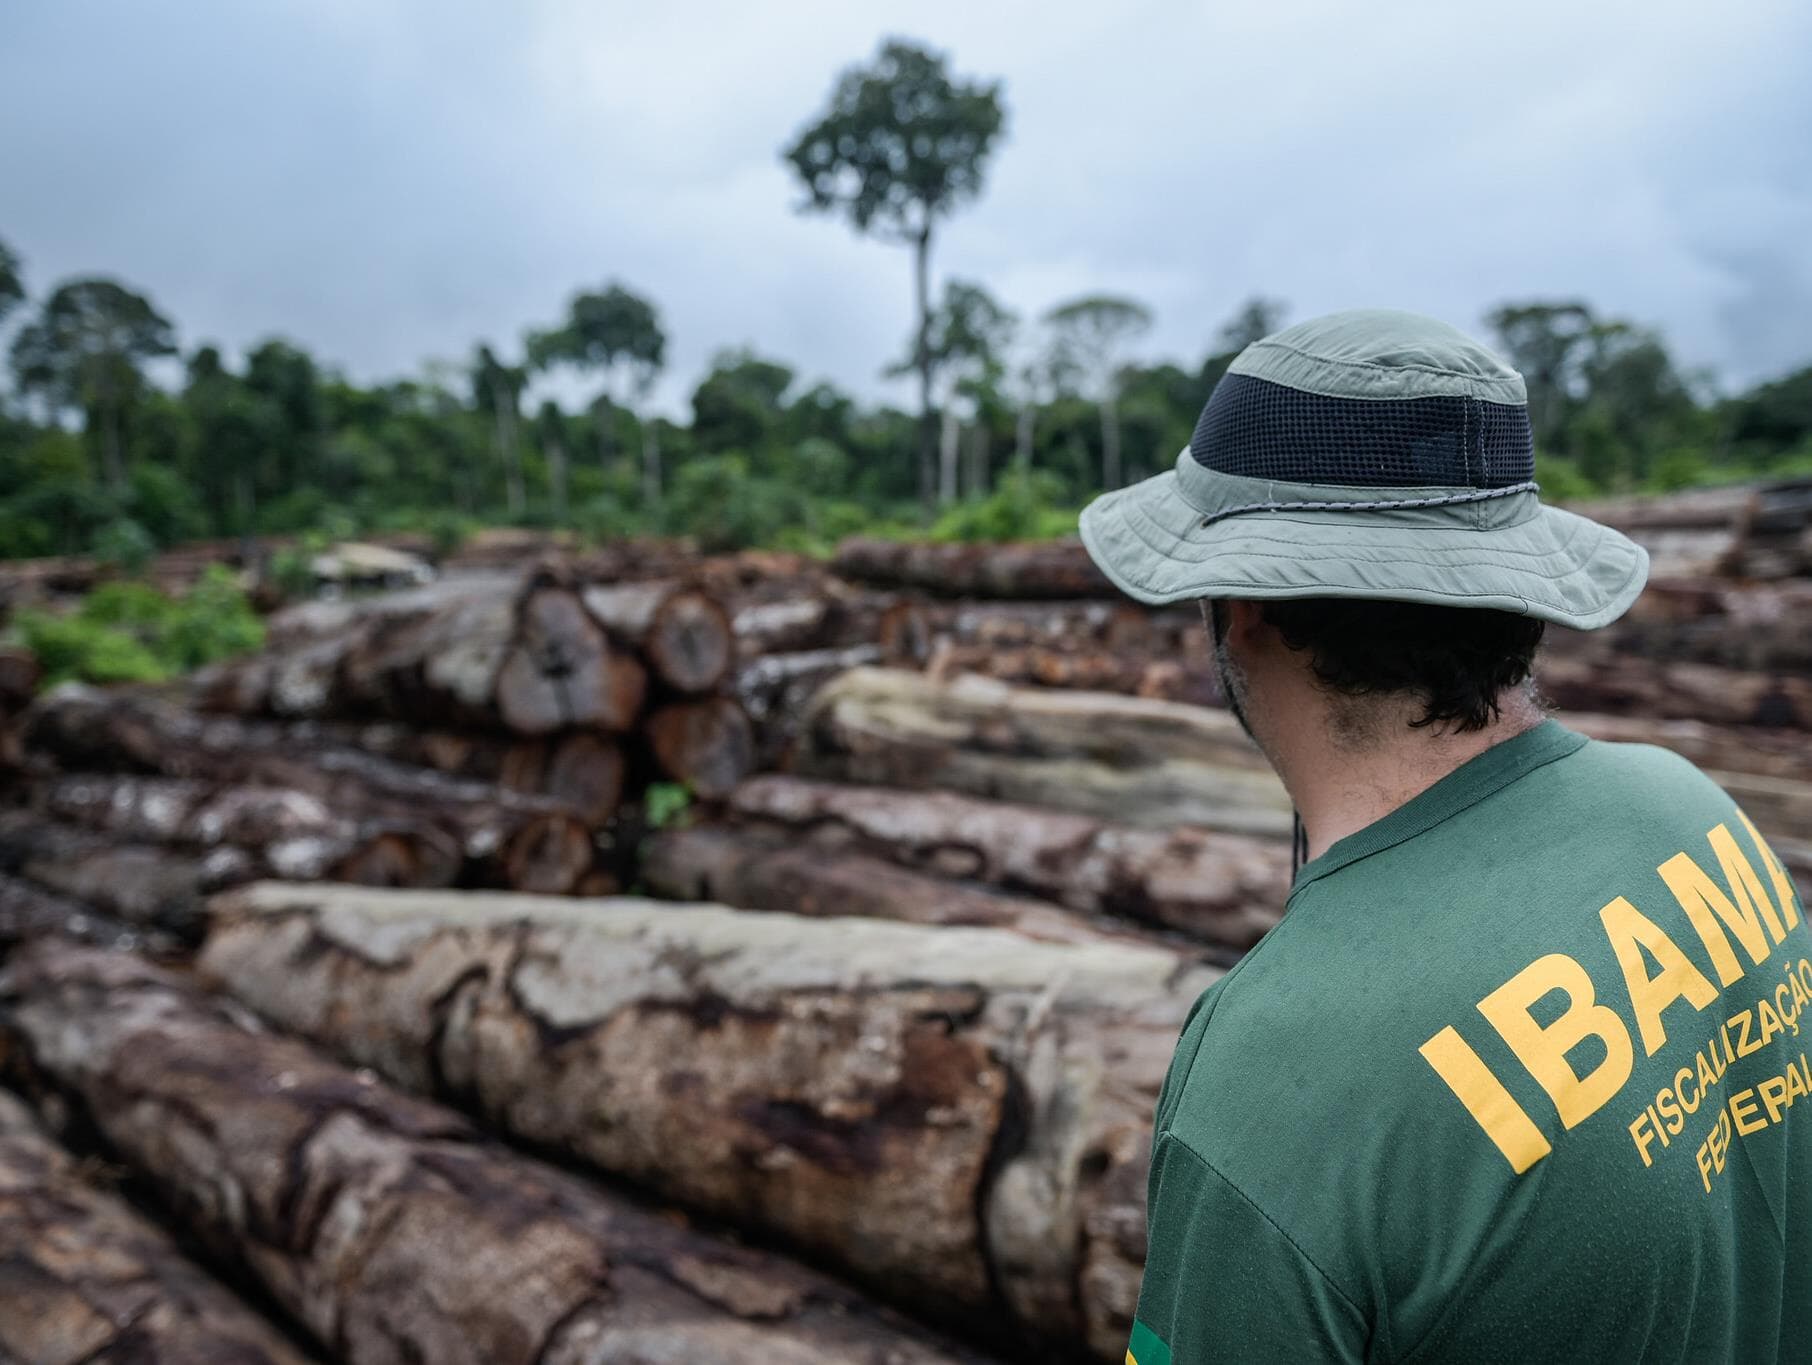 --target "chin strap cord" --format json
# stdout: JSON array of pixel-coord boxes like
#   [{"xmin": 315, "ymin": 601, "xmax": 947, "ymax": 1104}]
[{"xmin": 1291, "ymin": 810, "xmax": 1307, "ymax": 881}]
